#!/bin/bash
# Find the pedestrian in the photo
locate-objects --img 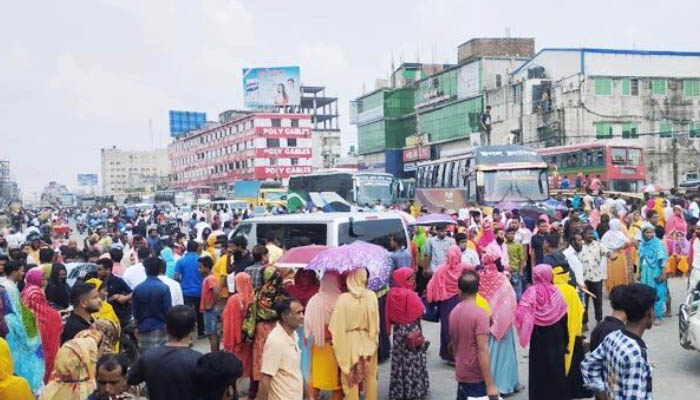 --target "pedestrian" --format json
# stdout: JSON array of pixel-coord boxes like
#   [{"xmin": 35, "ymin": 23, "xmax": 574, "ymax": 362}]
[
  {"xmin": 664, "ymin": 229, "xmax": 690, "ymax": 276},
  {"xmin": 192, "ymin": 351, "xmax": 243, "ymax": 400},
  {"xmin": 666, "ymin": 205, "xmax": 688, "ymax": 235},
  {"xmin": 85, "ymin": 353, "xmax": 135, "ymax": 400},
  {"xmin": 449, "ymin": 270, "xmax": 499, "ymax": 400},
  {"xmin": 199, "ymin": 256, "xmax": 220, "ymax": 352},
  {"xmin": 581, "ymin": 283, "xmax": 656, "ymax": 399},
  {"xmin": 127, "ymin": 305, "xmax": 203, "ymax": 400},
  {"xmin": 515, "ymin": 264, "xmax": 569, "ymax": 400},
  {"xmin": 505, "ymin": 227, "xmax": 525, "ymax": 299},
  {"xmin": 304, "ymin": 271, "xmax": 343, "ymax": 400},
  {"xmin": 123, "ymin": 247, "xmax": 150, "ymax": 290},
  {"xmin": 61, "ymin": 280, "xmax": 102, "ymax": 344},
  {"xmin": 44, "ymin": 263, "xmax": 70, "ymax": 310},
  {"xmin": 0, "ymin": 337, "xmax": 33, "ymax": 399},
  {"xmin": 132, "ymin": 256, "xmax": 172, "ymax": 352},
  {"xmin": 385, "ymin": 267, "xmax": 429, "ymax": 400},
  {"xmin": 160, "ymin": 245, "xmax": 177, "ymax": 279},
  {"xmin": 638, "ymin": 223, "xmax": 668, "ymax": 325},
  {"xmin": 158, "ymin": 256, "xmax": 184, "ymax": 307},
  {"xmin": 579, "ymin": 226, "xmax": 610, "ymax": 330},
  {"xmin": 95, "ymin": 257, "xmax": 132, "ymax": 331},
  {"xmin": 530, "ymin": 219, "xmax": 549, "ymax": 266},
  {"xmin": 286, "ymin": 269, "xmax": 320, "ymax": 382},
  {"xmin": 424, "ymin": 224, "xmax": 456, "ymax": 275},
  {"xmin": 222, "ymin": 272, "xmax": 254, "ymax": 384},
  {"xmin": 109, "ymin": 247, "xmax": 126, "ymax": 277},
  {"xmin": 689, "ymin": 221, "xmax": 700, "ymax": 291},
  {"xmin": 265, "ymin": 231, "xmax": 284, "ymax": 265},
  {"xmin": 589, "ymin": 284, "xmax": 627, "ymax": 351},
  {"xmin": 175, "ymin": 240, "xmax": 204, "ymax": 337},
  {"xmin": 601, "ymin": 219, "xmax": 630, "ymax": 292},
  {"xmin": 40, "ymin": 330, "xmax": 102, "ymax": 400}
]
